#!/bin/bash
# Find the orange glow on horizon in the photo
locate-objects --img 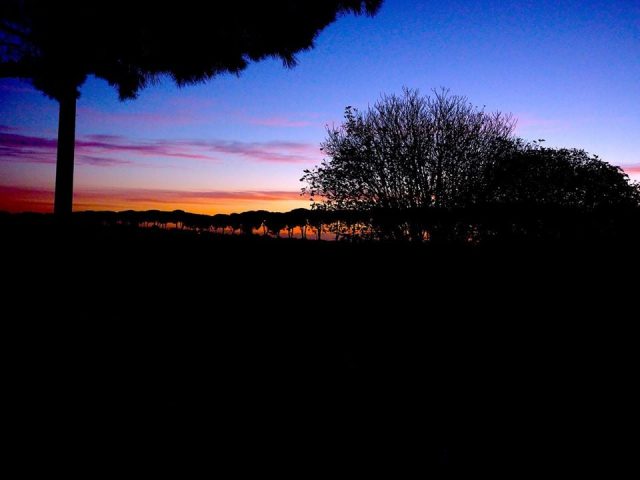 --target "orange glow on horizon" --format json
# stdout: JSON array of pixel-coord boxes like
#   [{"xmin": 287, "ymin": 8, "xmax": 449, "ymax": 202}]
[{"xmin": 0, "ymin": 185, "xmax": 311, "ymax": 214}]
